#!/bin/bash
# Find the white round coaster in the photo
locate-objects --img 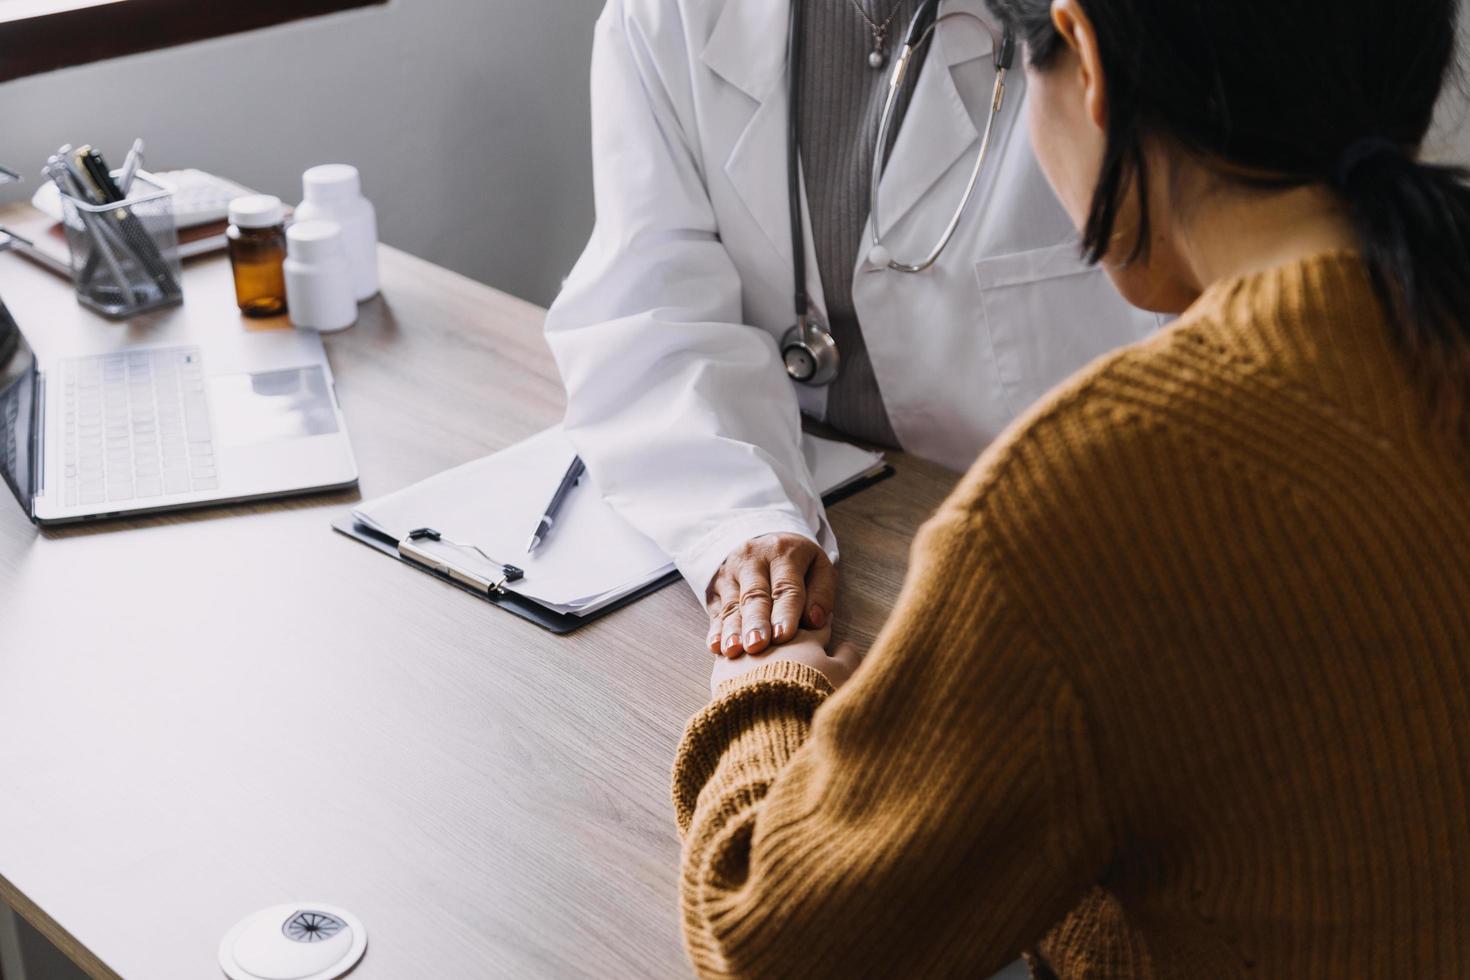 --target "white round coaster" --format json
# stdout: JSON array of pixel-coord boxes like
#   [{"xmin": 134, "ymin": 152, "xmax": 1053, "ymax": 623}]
[{"xmin": 219, "ymin": 904, "xmax": 367, "ymax": 980}]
